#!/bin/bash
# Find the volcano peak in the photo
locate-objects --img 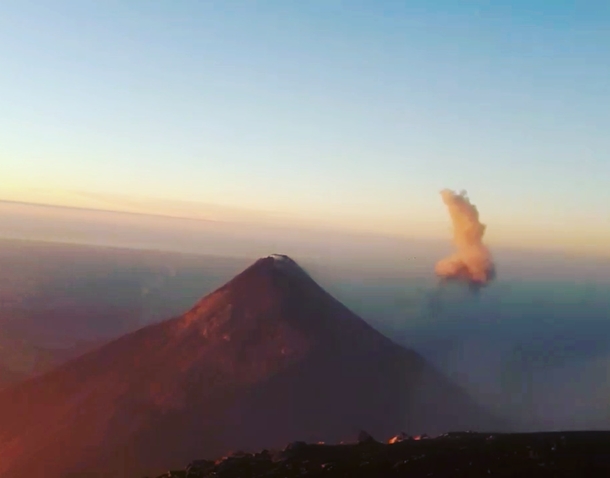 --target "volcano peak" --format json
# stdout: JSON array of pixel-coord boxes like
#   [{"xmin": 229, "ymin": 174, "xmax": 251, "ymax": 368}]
[
  {"xmin": 241, "ymin": 254, "xmax": 313, "ymax": 284},
  {"xmin": 263, "ymin": 253, "xmax": 301, "ymax": 271},
  {"xmin": 267, "ymin": 253, "xmax": 295, "ymax": 263},
  {"xmin": 0, "ymin": 254, "xmax": 504, "ymax": 478}
]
